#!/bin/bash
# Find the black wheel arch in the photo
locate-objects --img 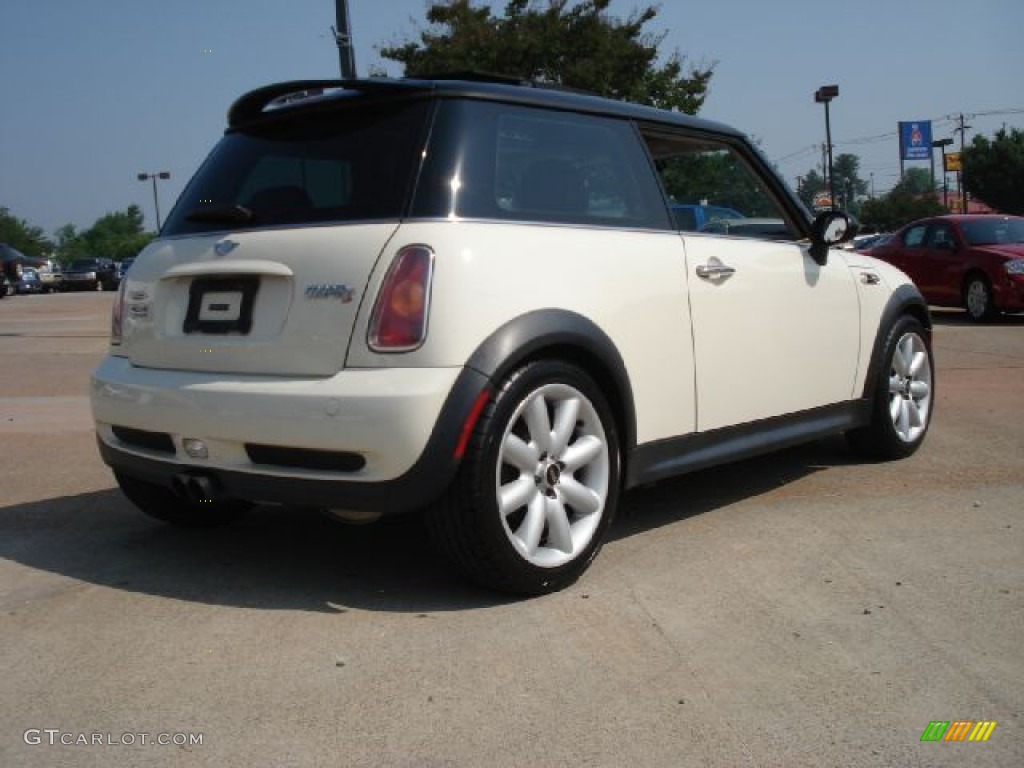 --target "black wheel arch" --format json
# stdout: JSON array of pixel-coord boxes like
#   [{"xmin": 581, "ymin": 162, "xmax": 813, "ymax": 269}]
[
  {"xmin": 465, "ymin": 309, "xmax": 638, "ymax": 460},
  {"xmin": 860, "ymin": 283, "xmax": 932, "ymax": 400}
]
